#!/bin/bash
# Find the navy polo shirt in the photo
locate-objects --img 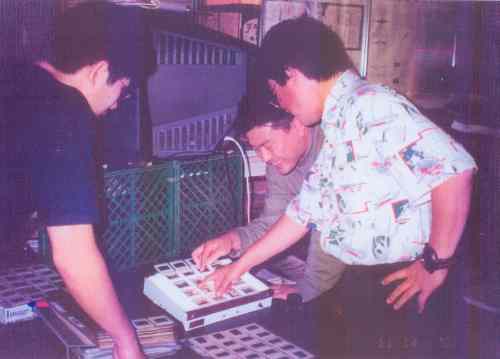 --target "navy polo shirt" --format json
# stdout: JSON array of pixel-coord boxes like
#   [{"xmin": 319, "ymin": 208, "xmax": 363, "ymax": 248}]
[{"xmin": 12, "ymin": 65, "xmax": 100, "ymax": 226}]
